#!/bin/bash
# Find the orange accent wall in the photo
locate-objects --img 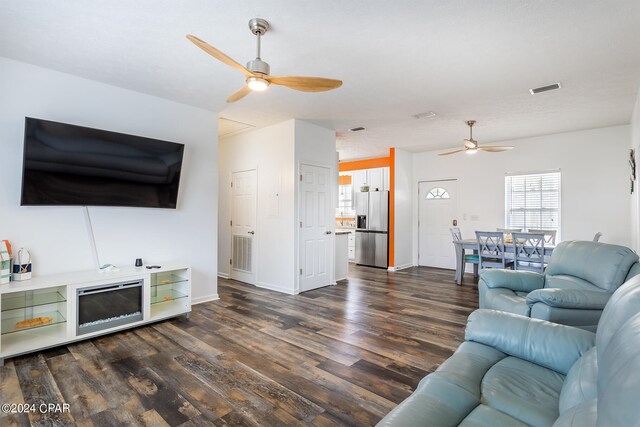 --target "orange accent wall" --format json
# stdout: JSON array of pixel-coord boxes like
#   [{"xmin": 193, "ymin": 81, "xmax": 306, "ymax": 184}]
[
  {"xmin": 338, "ymin": 157, "xmax": 391, "ymax": 172},
  {"xmin": 338, "ymin": 175, "xmax": 352, "ymax": 185},
  {"xmin": 389, "ymin": 148, "xmax": 395, "ymax": 268},
  {"xmin": 338, "ymin": 151, "xmax": 395, "ymax": 268}
]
